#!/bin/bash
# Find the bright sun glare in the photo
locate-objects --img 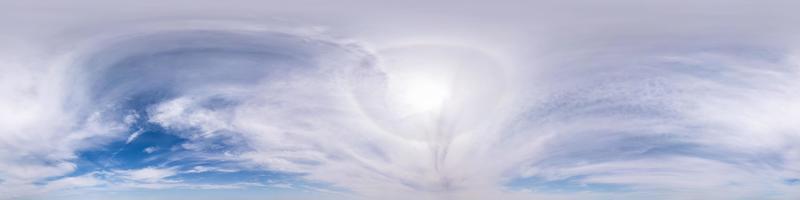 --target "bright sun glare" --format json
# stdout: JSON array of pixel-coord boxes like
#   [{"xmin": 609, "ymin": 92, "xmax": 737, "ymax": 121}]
[{"xmin": 390, "ymin": 75, "xmax": 451, "ymax": 113}]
